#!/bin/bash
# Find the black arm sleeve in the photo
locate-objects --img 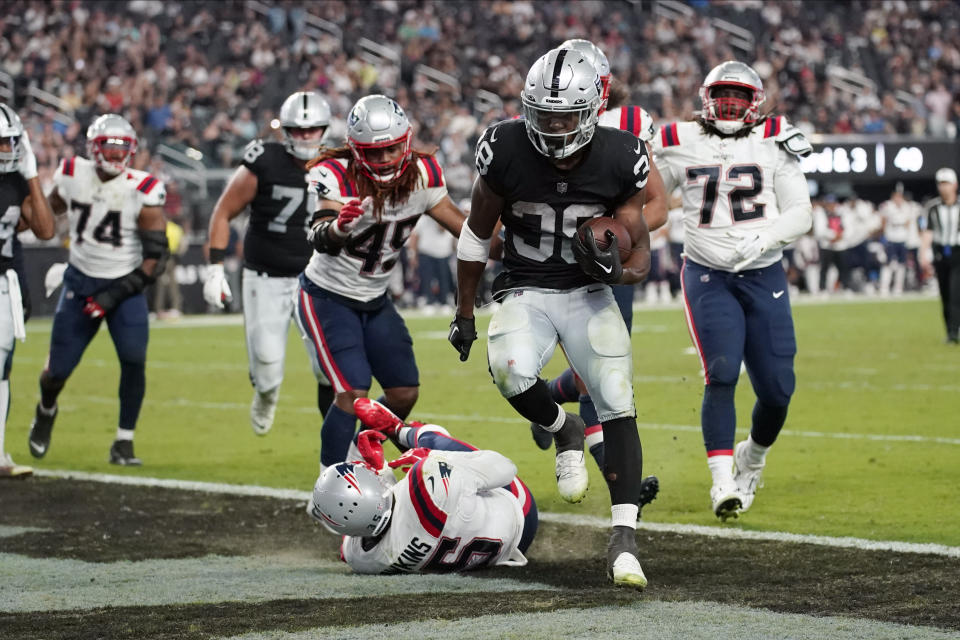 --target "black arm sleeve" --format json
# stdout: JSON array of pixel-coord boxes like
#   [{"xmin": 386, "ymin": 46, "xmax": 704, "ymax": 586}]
[
  {"xmin": 92, "ymin": 268, "xmax": 151, "ymax": 313},
  {"xmin": 139, "ymin": 228, "xmax": 170, "ymax": 281}
]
